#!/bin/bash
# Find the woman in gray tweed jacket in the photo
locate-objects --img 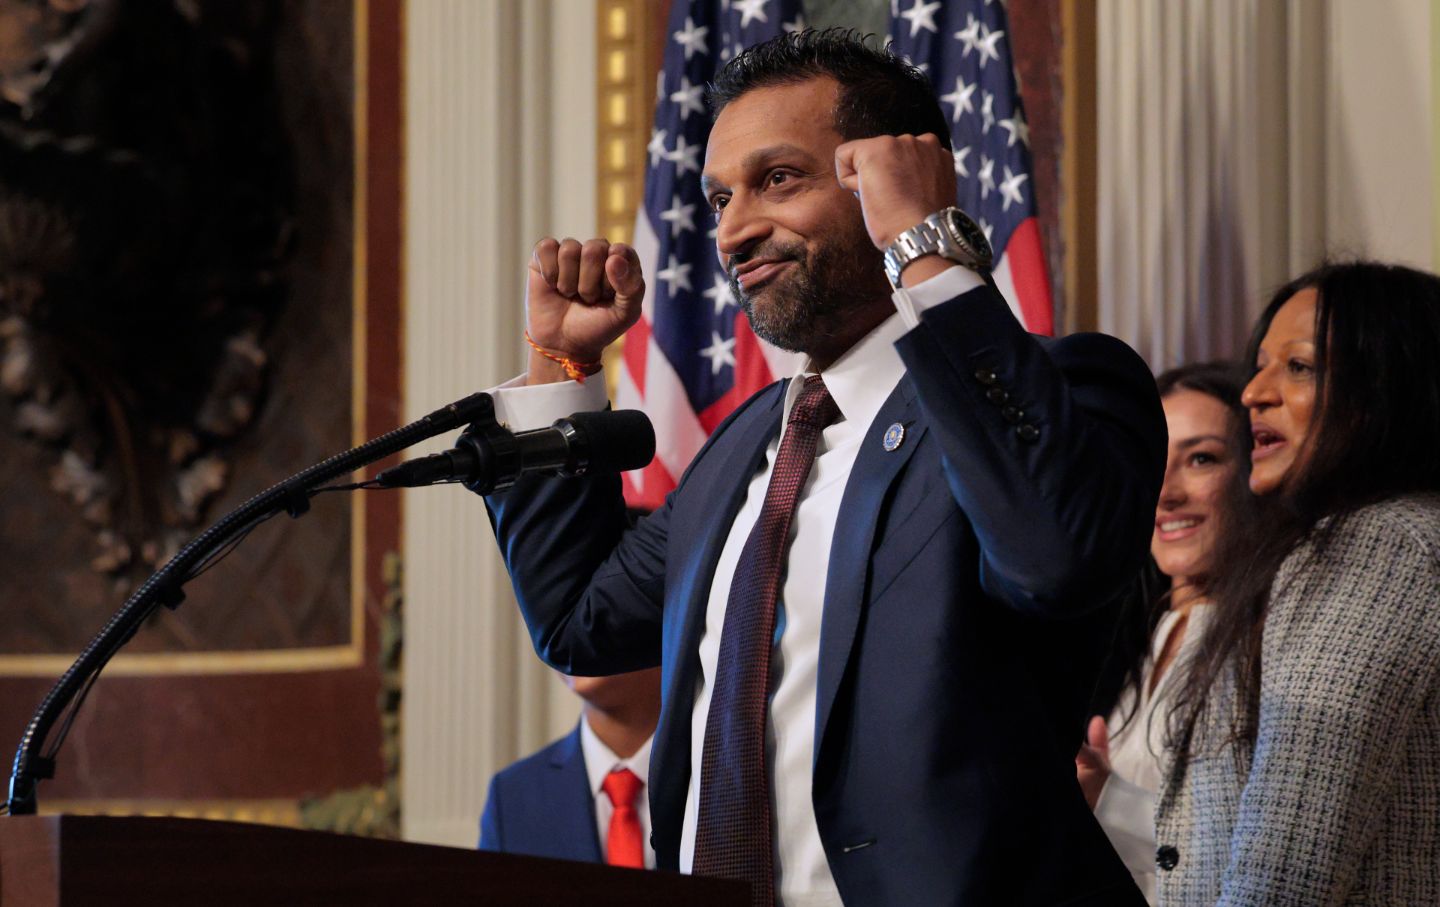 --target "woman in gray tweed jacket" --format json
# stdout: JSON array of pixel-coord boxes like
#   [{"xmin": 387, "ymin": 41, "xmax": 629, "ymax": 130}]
[{"xmin": 1155, "ymin": 262, "xmax": 1440, "ymax": 906}]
